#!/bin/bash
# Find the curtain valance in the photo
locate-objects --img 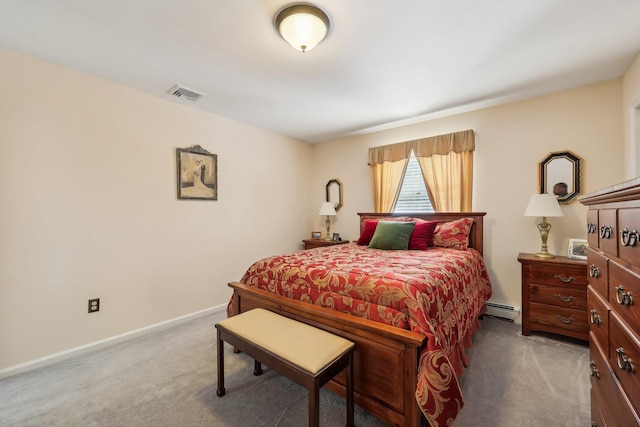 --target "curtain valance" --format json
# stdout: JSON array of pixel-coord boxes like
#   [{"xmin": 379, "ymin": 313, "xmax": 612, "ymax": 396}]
[{"xmin": 368, "ymin": 129, "xmax": 475, "ymax": 165}]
